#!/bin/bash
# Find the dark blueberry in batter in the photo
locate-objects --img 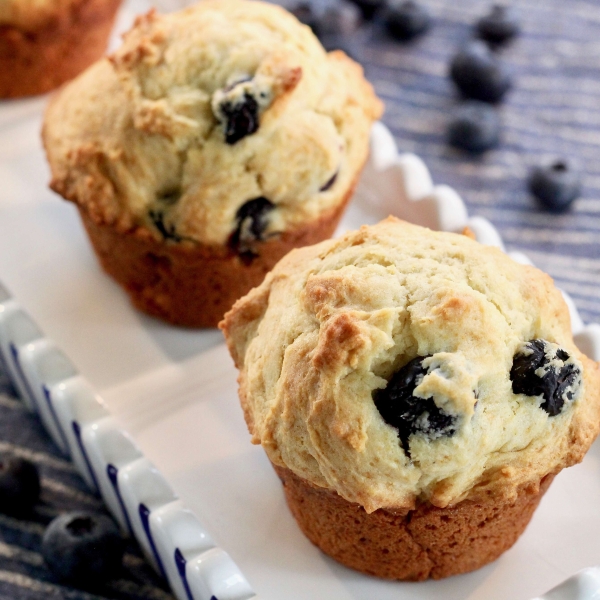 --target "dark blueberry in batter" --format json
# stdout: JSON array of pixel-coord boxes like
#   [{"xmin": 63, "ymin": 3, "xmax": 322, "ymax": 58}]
[
  {"xmin": 510, "ymin": 339, "xmax": 581, "ymax": 416},
  {"xmin": 374, "ymin": 356, "xmax": 457, "ymax": 454},
  {"xmin": 221, "ymin": 93, "xmax": 260, "ymax": 145},
  {"xmin": 384, "ymin": 1, "xmax": 431, "ymax": 42},
  {"xmin": 42, "ymin": 512, "xmax": 124, "ymax": 583},
  {"xmin": 447, "ymin": 101, "xmax": 500, "ymax": 153},
  {"xmin": 476, "ymin": 5, "xmax": 520, "ymax": 46},
  {"xmin": 229, "ymin": 197, "xmax": 275, "ymax": 260},
  {"xmin": 527, "ymin": 161, "xmax": 581, "ymax": 212},
  {"xmin": 149, "ymin": 209, "xmax": 181, "ymax": 242},
  {"xmin": 0, "ymin": 454, "xmax": 40, "ymax": 515},
  {"xmin": 449, "ymin": 41, "xmax": 512, "ymax": 103},
  {"xmin": 320, "ymin": 170, "xmax": 338, "ymax": 191}
]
